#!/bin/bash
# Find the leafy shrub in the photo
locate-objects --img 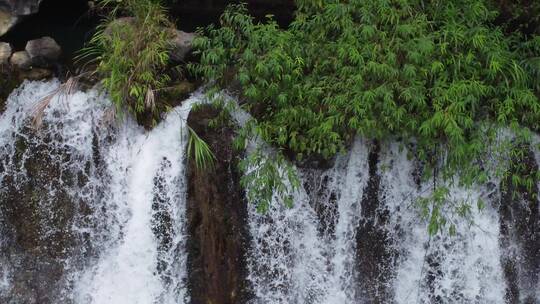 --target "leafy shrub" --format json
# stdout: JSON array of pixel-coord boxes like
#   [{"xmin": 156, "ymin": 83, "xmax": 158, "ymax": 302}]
[
  {"xmin": 80, "ymin": 0, "xmax": 174, "ymax": 122},
  {"xmin": 188, "ymin": 126, "xmax": 216, "ymax": 170},
  {"xmin": 191, "ymin": 0, "xmax": 540, "ymax": 233}
]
